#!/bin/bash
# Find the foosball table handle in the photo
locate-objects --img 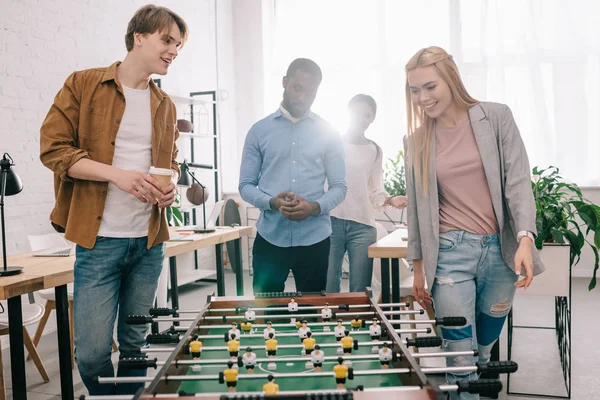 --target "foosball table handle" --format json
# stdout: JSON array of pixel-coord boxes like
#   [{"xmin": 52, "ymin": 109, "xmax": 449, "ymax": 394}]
[
  {"xmin": 477, "ymin": 360, "xmax": 519, "ymax": 374},
  {"xmin": 458, "ymin": 379, "xmax": 502, "ymax": 396},
  {"xmin": 126, "ymin": 315, "xmax": 154, "ymax": 324},
  {"xmin": 348, "ymin": 367, "xmax": 354, "ymax": 380},
  {"xmin": 436, "ymin": 316, "xmax": 467, "ymax": 326},
  {"xmin": 353, "ymin": 339, "xmax": 359, "ymax": 350},
  {"xmin": 218, "ymin": 371, "xmax": 225, "ymax": 384},
  {"xmin": 118, "ymin": 357, "xmax": 157, "ymax": 370},
  {"xmin": 149, "ymin": 307, "xmax": 177, "ymax": 317},
  {"xmin": 406, "ymin": 336, "xmax": 442, "ymax": 348},
  {"xmin": 146, "ymin": 333, "xmax": 180, "ymax": 344}
]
